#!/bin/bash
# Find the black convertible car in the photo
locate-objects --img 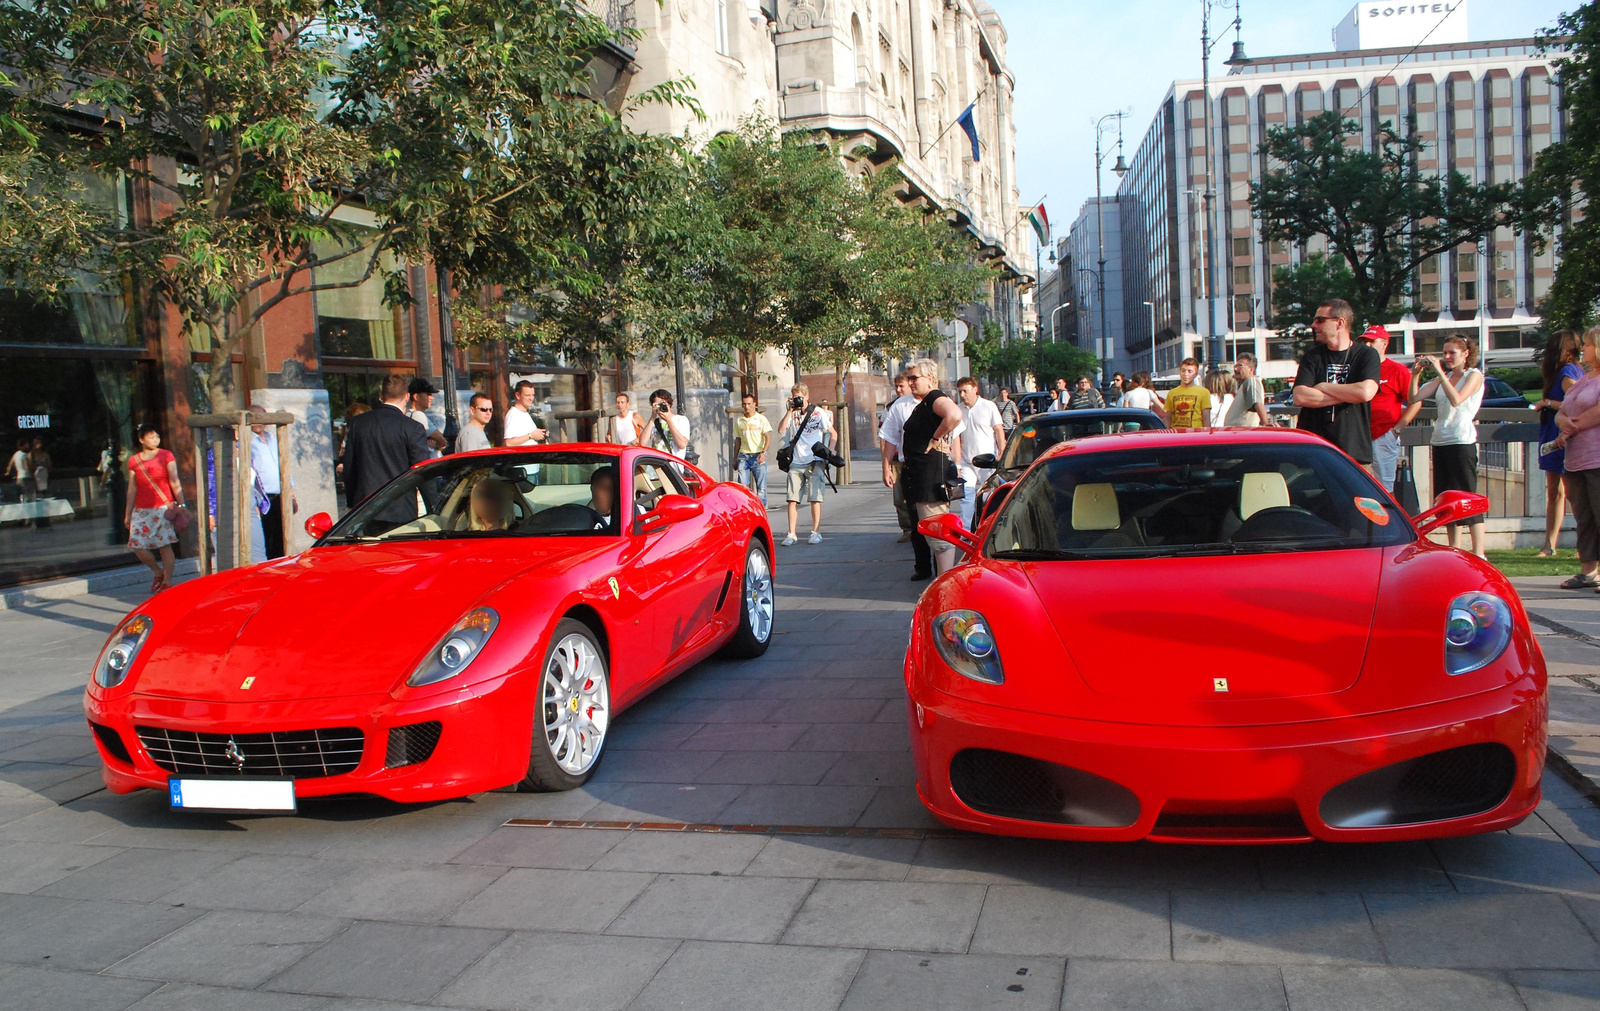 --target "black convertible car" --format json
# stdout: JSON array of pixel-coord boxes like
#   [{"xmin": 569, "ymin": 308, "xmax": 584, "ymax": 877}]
[{"xmin": 971, "ymin": 408, "xmax": 1165, "ymax": 525}]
